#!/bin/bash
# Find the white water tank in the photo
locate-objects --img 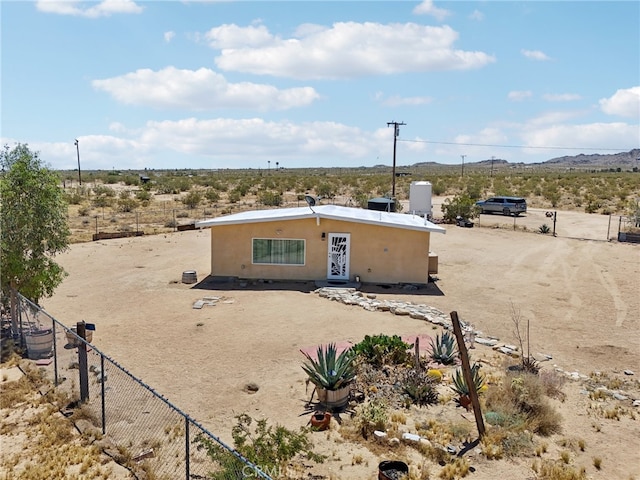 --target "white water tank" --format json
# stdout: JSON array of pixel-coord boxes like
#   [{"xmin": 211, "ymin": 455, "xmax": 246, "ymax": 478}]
[{"xmin": 409, "ymin": 181, "xmax": 432, "ymax": 218}]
